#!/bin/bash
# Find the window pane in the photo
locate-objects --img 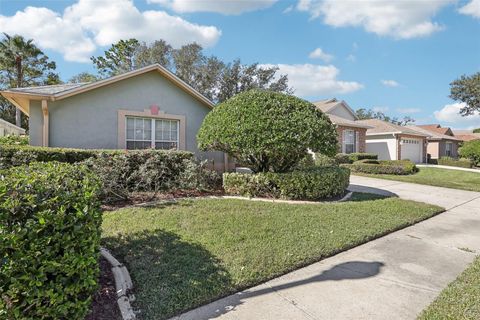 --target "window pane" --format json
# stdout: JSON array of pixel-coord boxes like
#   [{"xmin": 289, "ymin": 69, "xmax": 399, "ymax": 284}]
[
  {"xmin": 127, "ymin": 118, "xmax": 134, "ymax": 129},
  {"xmin": 155, "ymin": 142, "xmax": 177, "ymax": 150},
  {"xmin": 127, "ymin": 129, "xmax": 134, "ymax": 140}
]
